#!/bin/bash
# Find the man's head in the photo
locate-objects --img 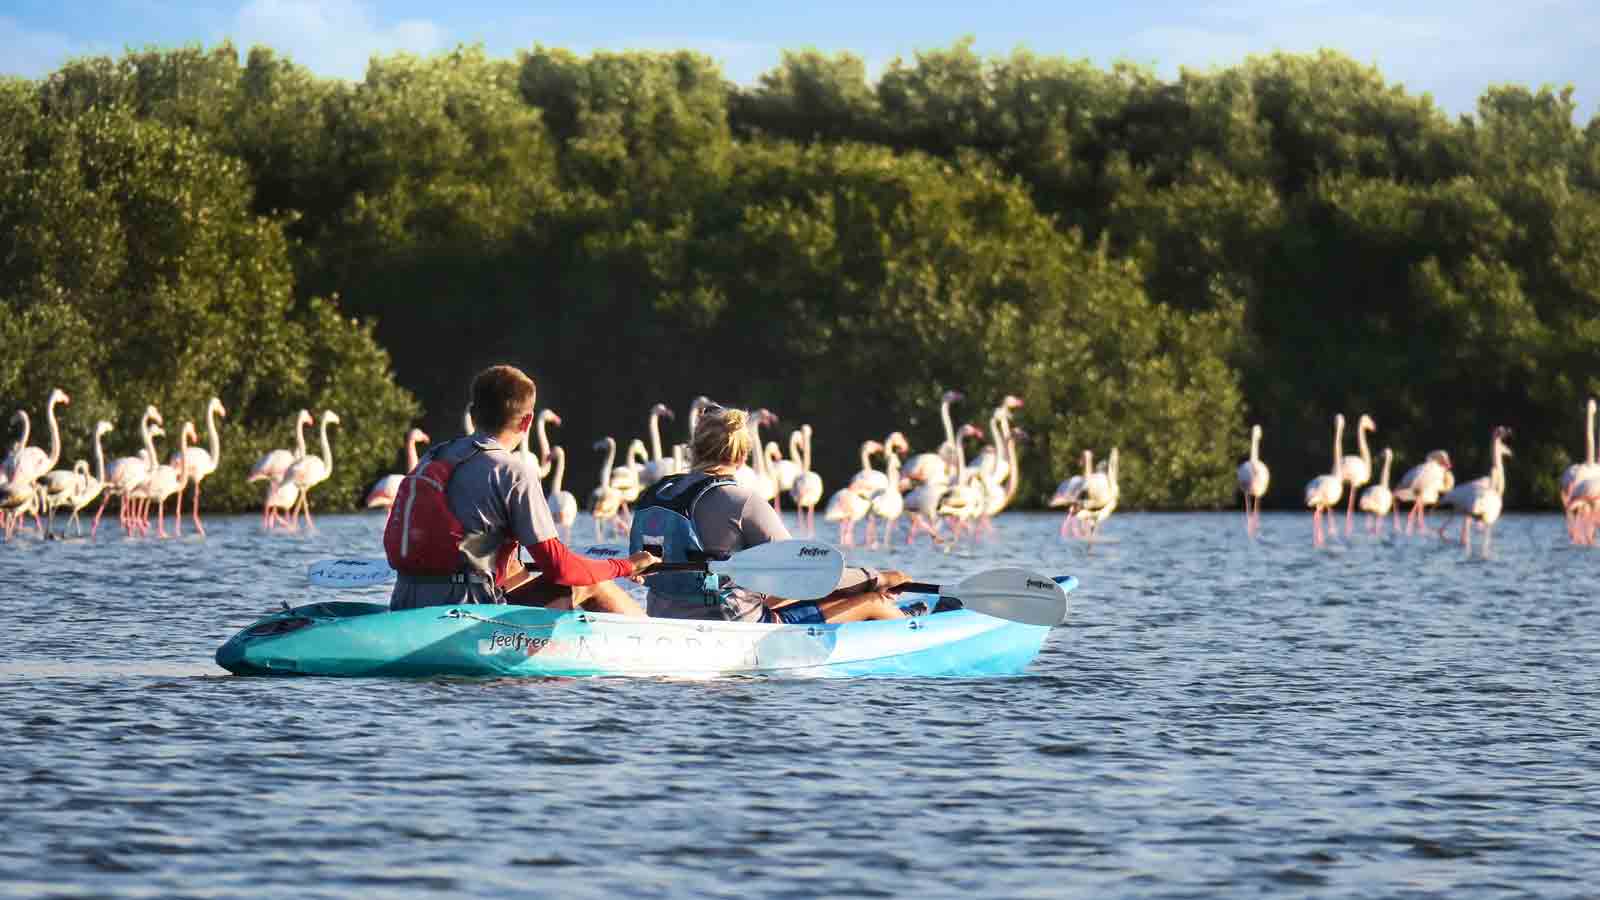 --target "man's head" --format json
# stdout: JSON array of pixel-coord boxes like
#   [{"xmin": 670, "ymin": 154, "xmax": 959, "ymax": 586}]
[{"xmin": 470, "ymin": 365, "xmax": 536, "ymax": 435}]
